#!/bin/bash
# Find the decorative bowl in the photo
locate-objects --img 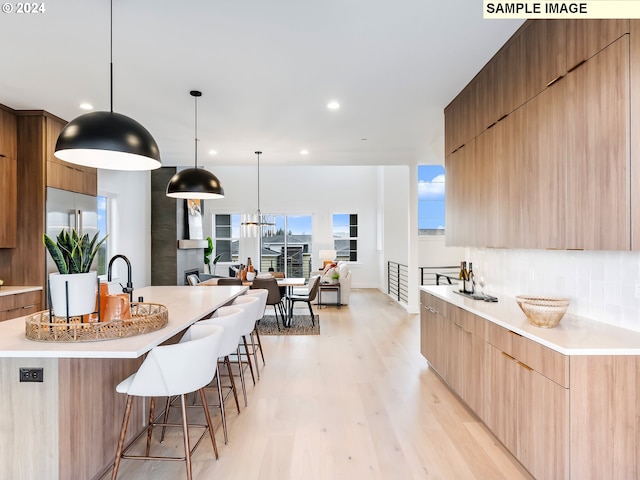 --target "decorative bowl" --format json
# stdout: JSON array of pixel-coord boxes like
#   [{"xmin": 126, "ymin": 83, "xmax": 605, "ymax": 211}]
[{"xmin": 515, "ymin": 295, "xmax": 570, "ymax": 328}]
